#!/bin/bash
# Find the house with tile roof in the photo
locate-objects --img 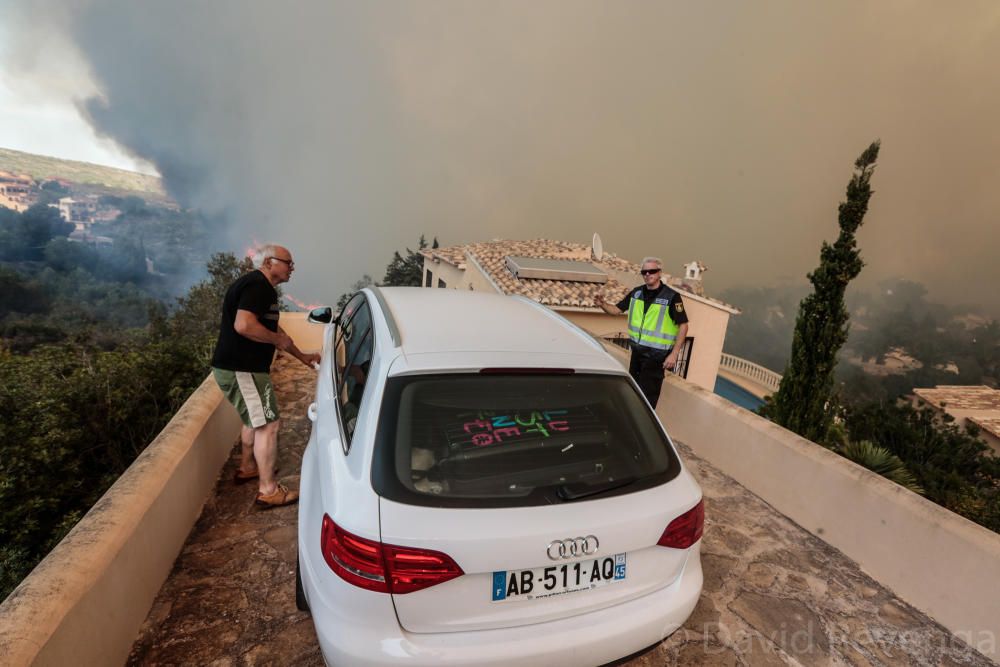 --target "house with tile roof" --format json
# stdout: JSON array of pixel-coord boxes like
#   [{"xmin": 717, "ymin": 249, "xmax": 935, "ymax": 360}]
[
  {"xmin": 0, "ymin": 170, "xmax": 35, "ymax": 212},
  {"xmin": 912, "ymin": 385, "xmax": 1000, "ymax": 454},
  {"xmin": 421, "ymin": 238, "xmax": 740, "ymax": 391}
]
